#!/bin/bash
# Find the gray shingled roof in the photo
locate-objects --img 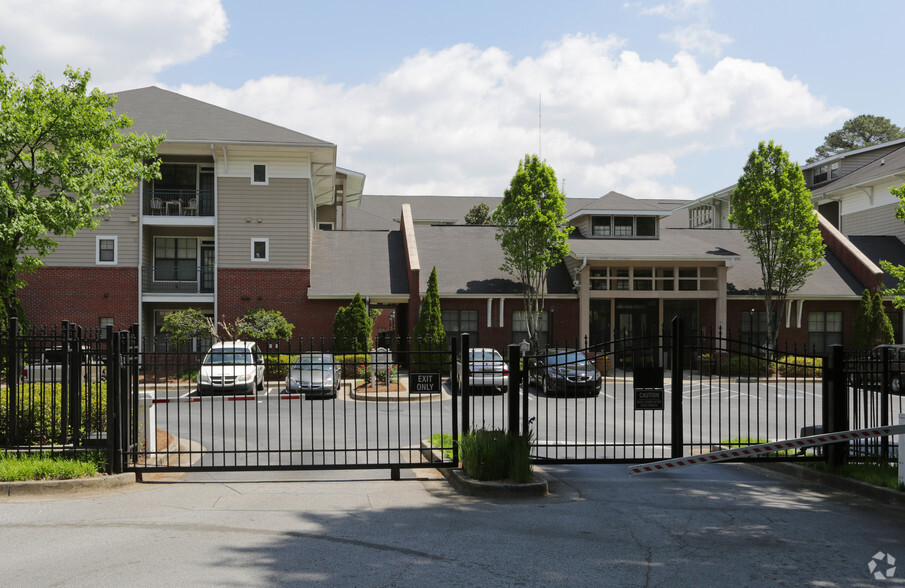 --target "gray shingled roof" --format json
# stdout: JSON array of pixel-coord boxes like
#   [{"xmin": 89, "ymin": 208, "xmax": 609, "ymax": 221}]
[
  {"xmin": 569, "ymin": 191, "xmax": 671, "ymax": 216},
  {"xmin": 412, "ymin": 225, "xmax": 573, "ymax": 295},
  {"xmin": 849, "ymin": 235, "xmax": 905, "ymax": 290},
  {"xmin": 810, "ymin": 145, "xmax": 905, "ymax": 199},
  {"xmin": 113, "ymin": 86, "xmax": 334, "ymax": 146},
  {"xmin": 309, "ymin": 230, "xmax": 409, "ymax": 300}
]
